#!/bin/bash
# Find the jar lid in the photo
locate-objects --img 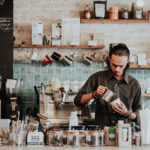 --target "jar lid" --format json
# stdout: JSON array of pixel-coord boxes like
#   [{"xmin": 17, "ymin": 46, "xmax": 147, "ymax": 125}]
[
  {"xmin": 60, "ymin": 125, "xmax": 69, "ymax": 130},
  {"xmin": 71, "ymin": 125, "xmax": 85, "ymax": 130},
  {"xmin": 85, "ymin": 125, "xmax": 99, "ymax": 130},
  {"xmin": 79, "ymin": 130, "xmax": 86, "ymax": 135}
]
